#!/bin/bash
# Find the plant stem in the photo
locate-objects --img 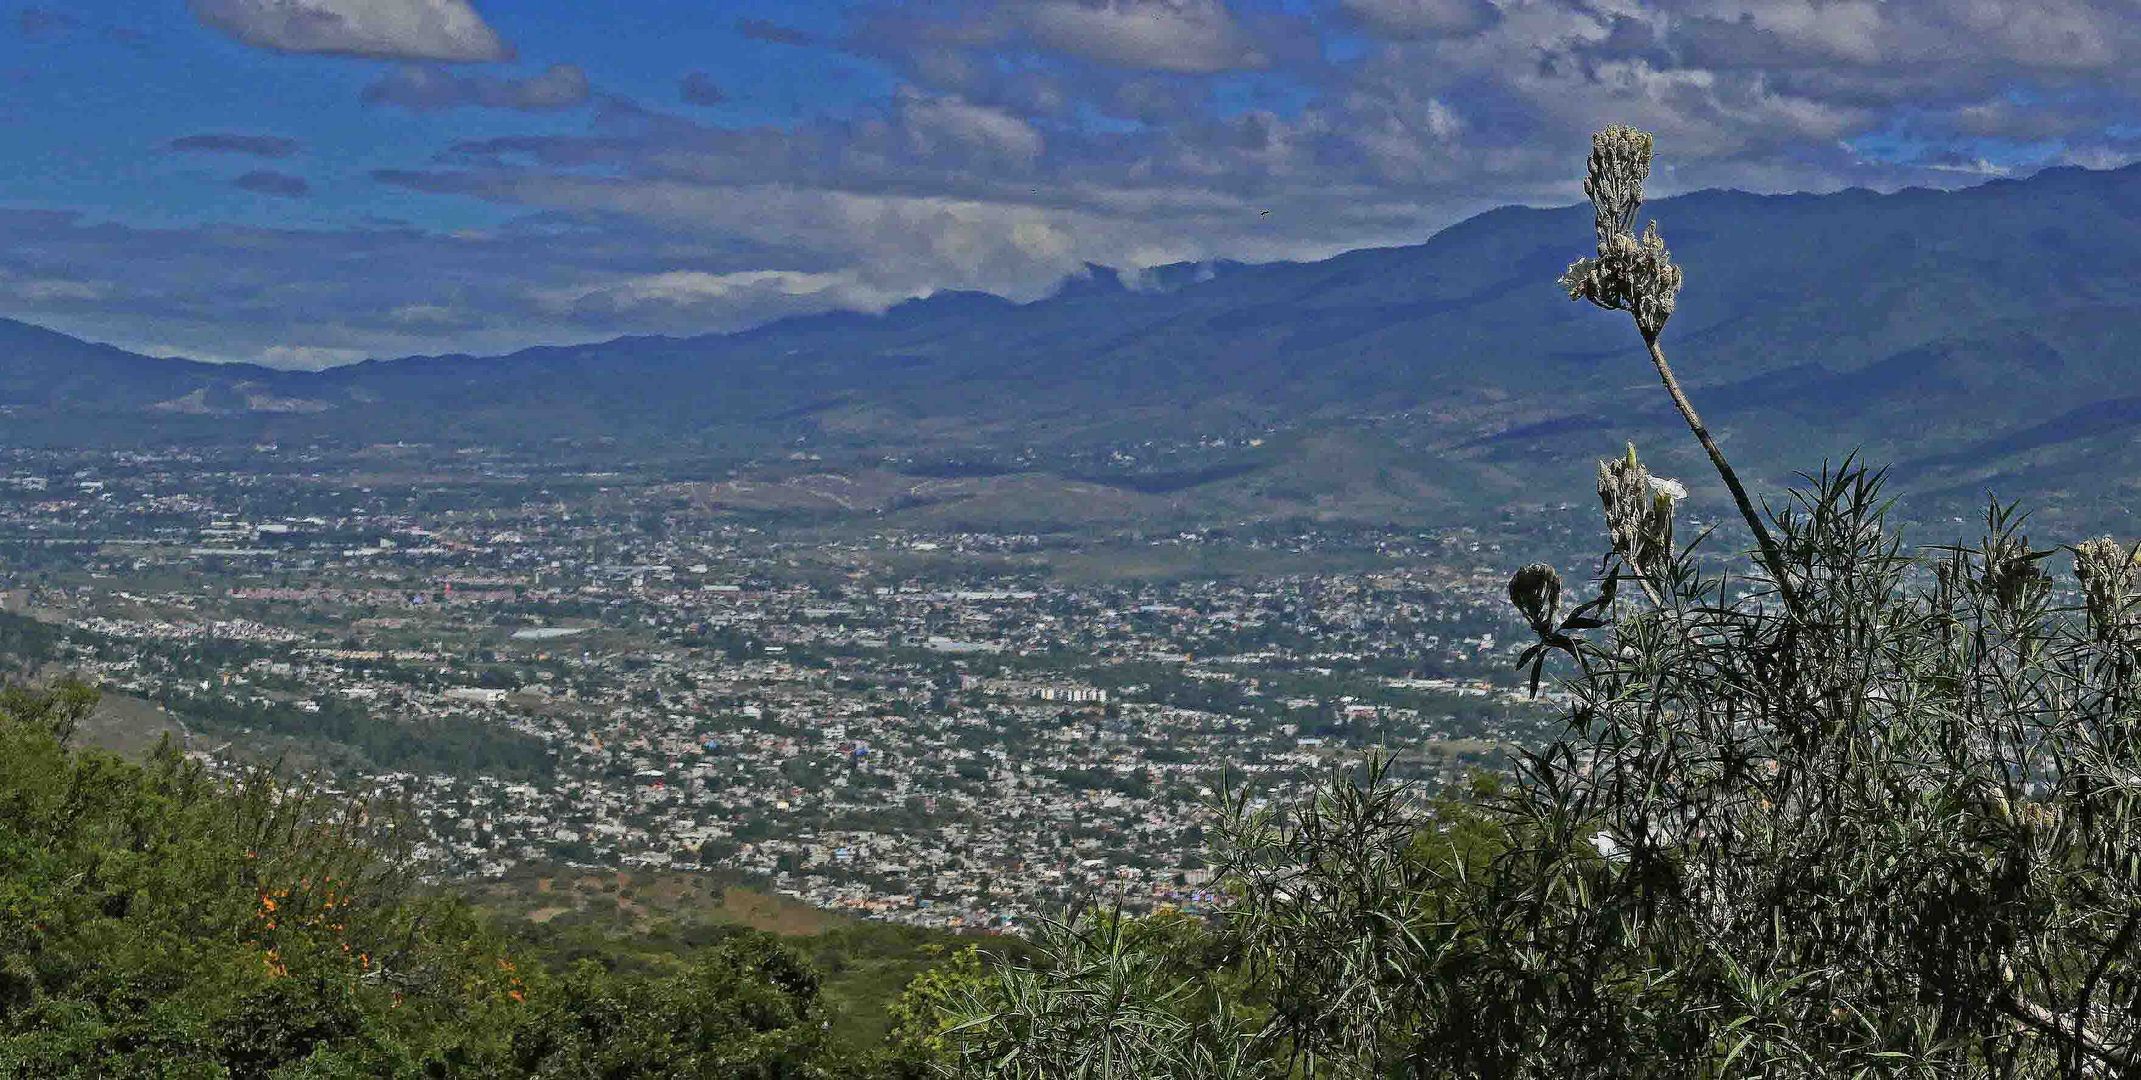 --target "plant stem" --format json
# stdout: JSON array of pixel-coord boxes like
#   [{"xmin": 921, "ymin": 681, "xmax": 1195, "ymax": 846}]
[{"xmin": 1643, "ymin": 332, "xmax": 1802, "ymax": 615}]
